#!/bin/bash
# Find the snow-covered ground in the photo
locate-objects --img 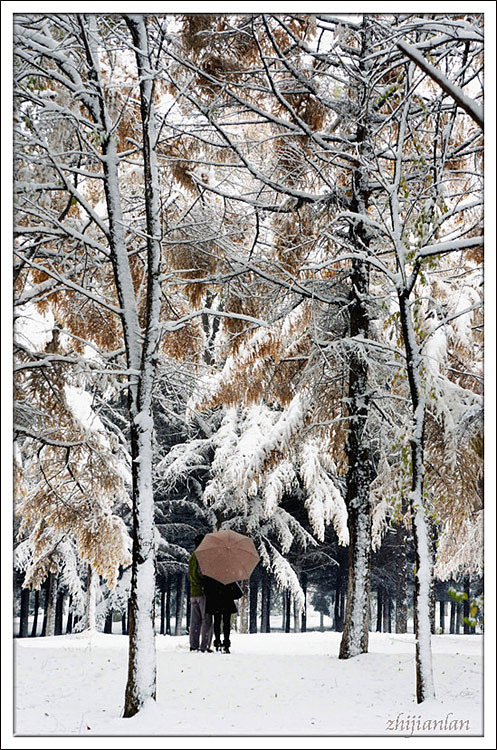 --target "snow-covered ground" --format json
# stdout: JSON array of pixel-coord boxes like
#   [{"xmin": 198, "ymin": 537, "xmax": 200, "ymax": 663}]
[{"xmin": 13, "ymin": 630, "xmax": 483, "ymax": 738}]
